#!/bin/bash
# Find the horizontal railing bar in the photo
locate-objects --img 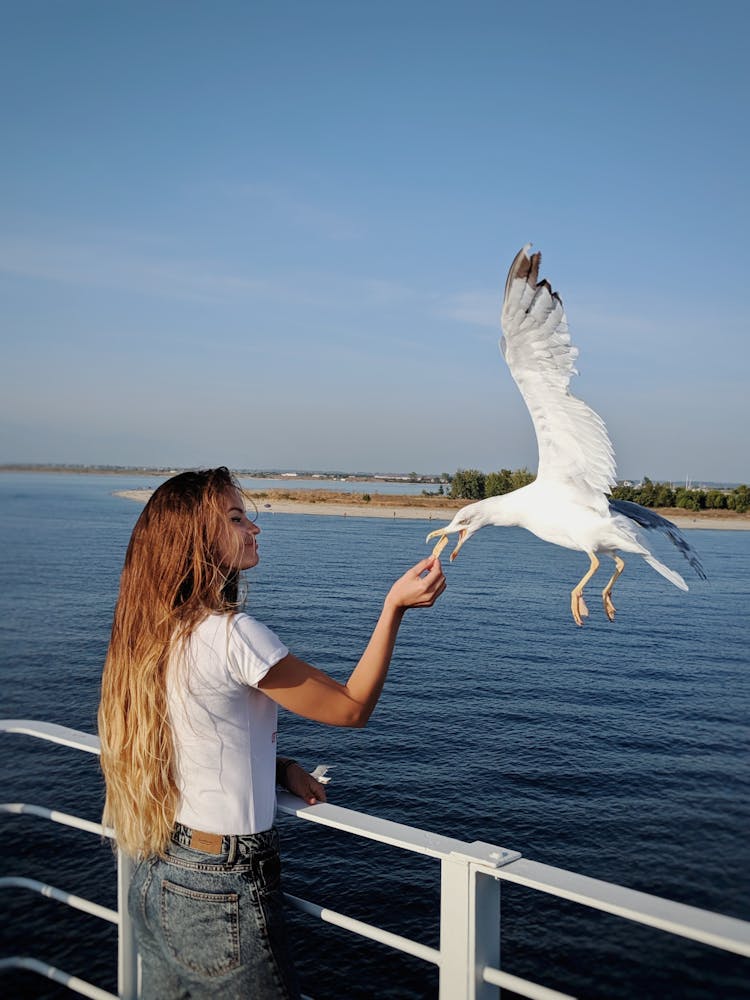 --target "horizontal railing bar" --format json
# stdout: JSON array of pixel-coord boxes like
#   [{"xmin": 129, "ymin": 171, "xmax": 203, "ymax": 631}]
[
  {"xmin": 0, "ymin": 719, "xmax": 100, "ymax": 755},
  {"xmin": 0, "ymin": 802, "xmax": 113, "ymax": 838},
  {"xmin": 3, "ymin": 722, "xmax": 749, "ymax": 969},
  {"xmin": 0, "ymin": 957, "xmax": 117, "ymax": 1000},
  {"xmin": 285, "ymin": 891, "xmax": 440, "ymax": 966},
  {"xmin": 0, "ymin": 876, "xmax": 119, "ymax": 925},
  {"xmin": 482, "ymin": 964, "xmax": 577, "ymax": 1000},
  {"xmin": 277, "ymin": 791, "xmax": 509, "ymax": 866},
  {"xmin": 497, "ymin": 858, "xmax": 750, "ymax": 958},
  {"xmin": 279, "ymin": 792, "xmax": 750, "ymax": 957}
]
